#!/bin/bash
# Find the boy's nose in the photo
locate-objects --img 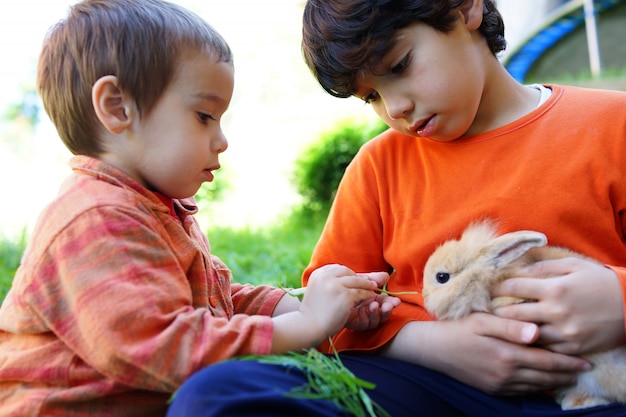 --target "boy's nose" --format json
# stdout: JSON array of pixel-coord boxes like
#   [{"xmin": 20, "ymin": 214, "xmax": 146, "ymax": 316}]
[
  {"xmin": 385, "ymin": 94, "xmax": 413, "ymax": 120},
  {"xmin": 213, "ymin": 131, "xmax": 228, "ymax": 154}
]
